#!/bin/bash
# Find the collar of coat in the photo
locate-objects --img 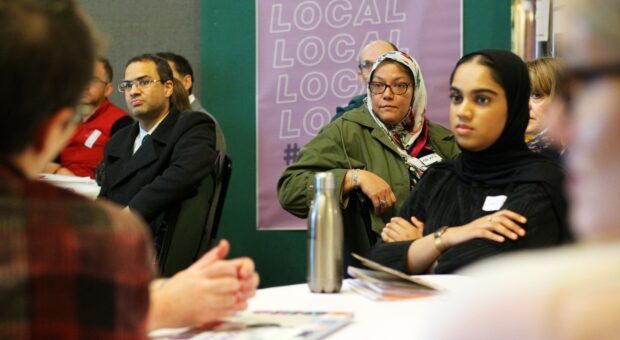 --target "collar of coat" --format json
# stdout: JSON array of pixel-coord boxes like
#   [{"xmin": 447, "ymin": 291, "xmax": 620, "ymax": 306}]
[
  {"xmin": 107, "ymin": 105, "xmax": 180, "ymax": 159},
  {"xmin": 339, "ymin": 105, "xmax": 454, "ymax": 155},
  {"xmin": 104, "ymin": 106, "xmax": 181, "ymax": 188}
]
